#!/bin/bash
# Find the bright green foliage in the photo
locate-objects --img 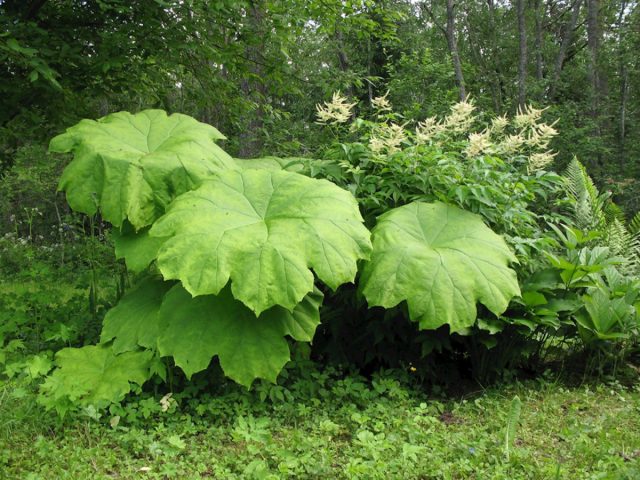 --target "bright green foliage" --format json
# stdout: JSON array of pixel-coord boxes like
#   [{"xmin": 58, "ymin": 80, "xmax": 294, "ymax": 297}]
[
  {"xmin": 38, "ymin": 110, "xmax": 375, "ymax": 406},
  {"xmin": 504, "ymin": 395, "xmax": 522, "ymax": 461},
  {"xmin": 318, "ymin": 98, "xmax": 567, "ymax": 271},
  {"xmin": 111, "ymin": 223, "xmax": 167, "ymax": 273},
  {"xmin": 512, "ymin": 222, "xmax": 640, "ymax": 354},
  {"xmin": 100, "ymin": 277, "xmax": 323, "ymax": 387},
  {"xmin": 564, "ymin": 158, "xmax": 608, "ymax": 231},
  {"xmin": 360, "ymin": 202, "xmax": 520, "ymax": 333},
  {"xmin": 40, "ymin": 345, "xmax": 152, "ymax": 414},
  {"xmin": 100, "ymin": 277, "xmax": 173, "ymax": 354},
  {"xmin": 6, "ymin": 373, "xmax": 640, "ymax": 479},
  {"xmin": 150, "ymin": 168, "xmax": 372, "ymax": 314},
  {"xmin": 157, "ymin": 285, "xmax": 323, "ymax": 386},
  {"xmin": 34, "ymin": 103, "xmax": 638, "ymax": 412},
  {"xmin": 606, "ymin": 215, "xmax": 640, "ymax": 278},
  {"xmin": 576, "ymin": 285, "xmax": 637, "ymax": 341},
  {"xmin": 50, "ymin": 110, "xmax": 236, "ymax": 229},
  {"xmin": 562, "ymin": 160, "xmax": 640, "ymax": 276}
]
